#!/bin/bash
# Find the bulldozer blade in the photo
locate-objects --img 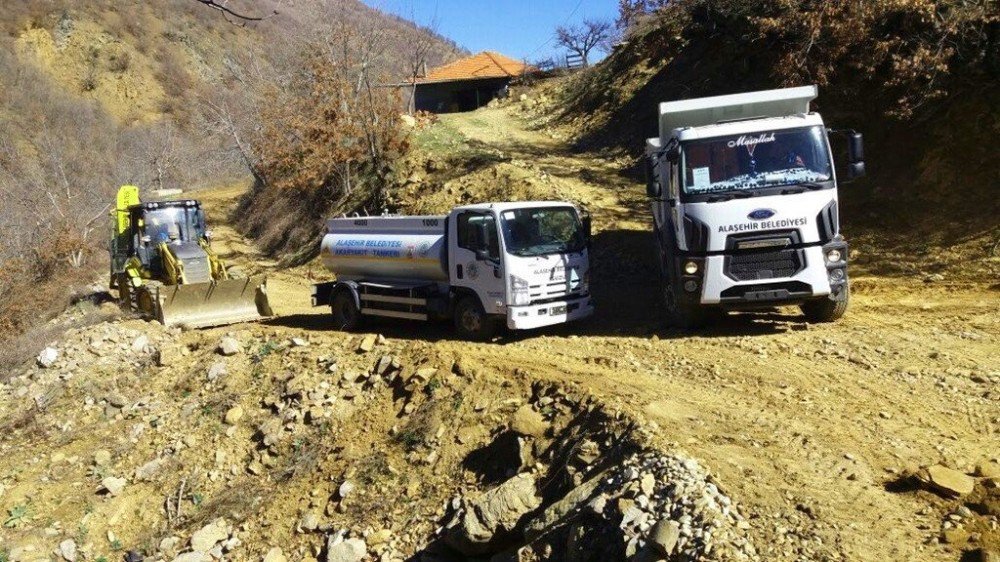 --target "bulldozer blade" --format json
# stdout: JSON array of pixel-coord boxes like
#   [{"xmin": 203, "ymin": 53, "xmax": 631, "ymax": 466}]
[{"xmin": 156, "ymin": 275, "xmax": 274, "ymax": 329}]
